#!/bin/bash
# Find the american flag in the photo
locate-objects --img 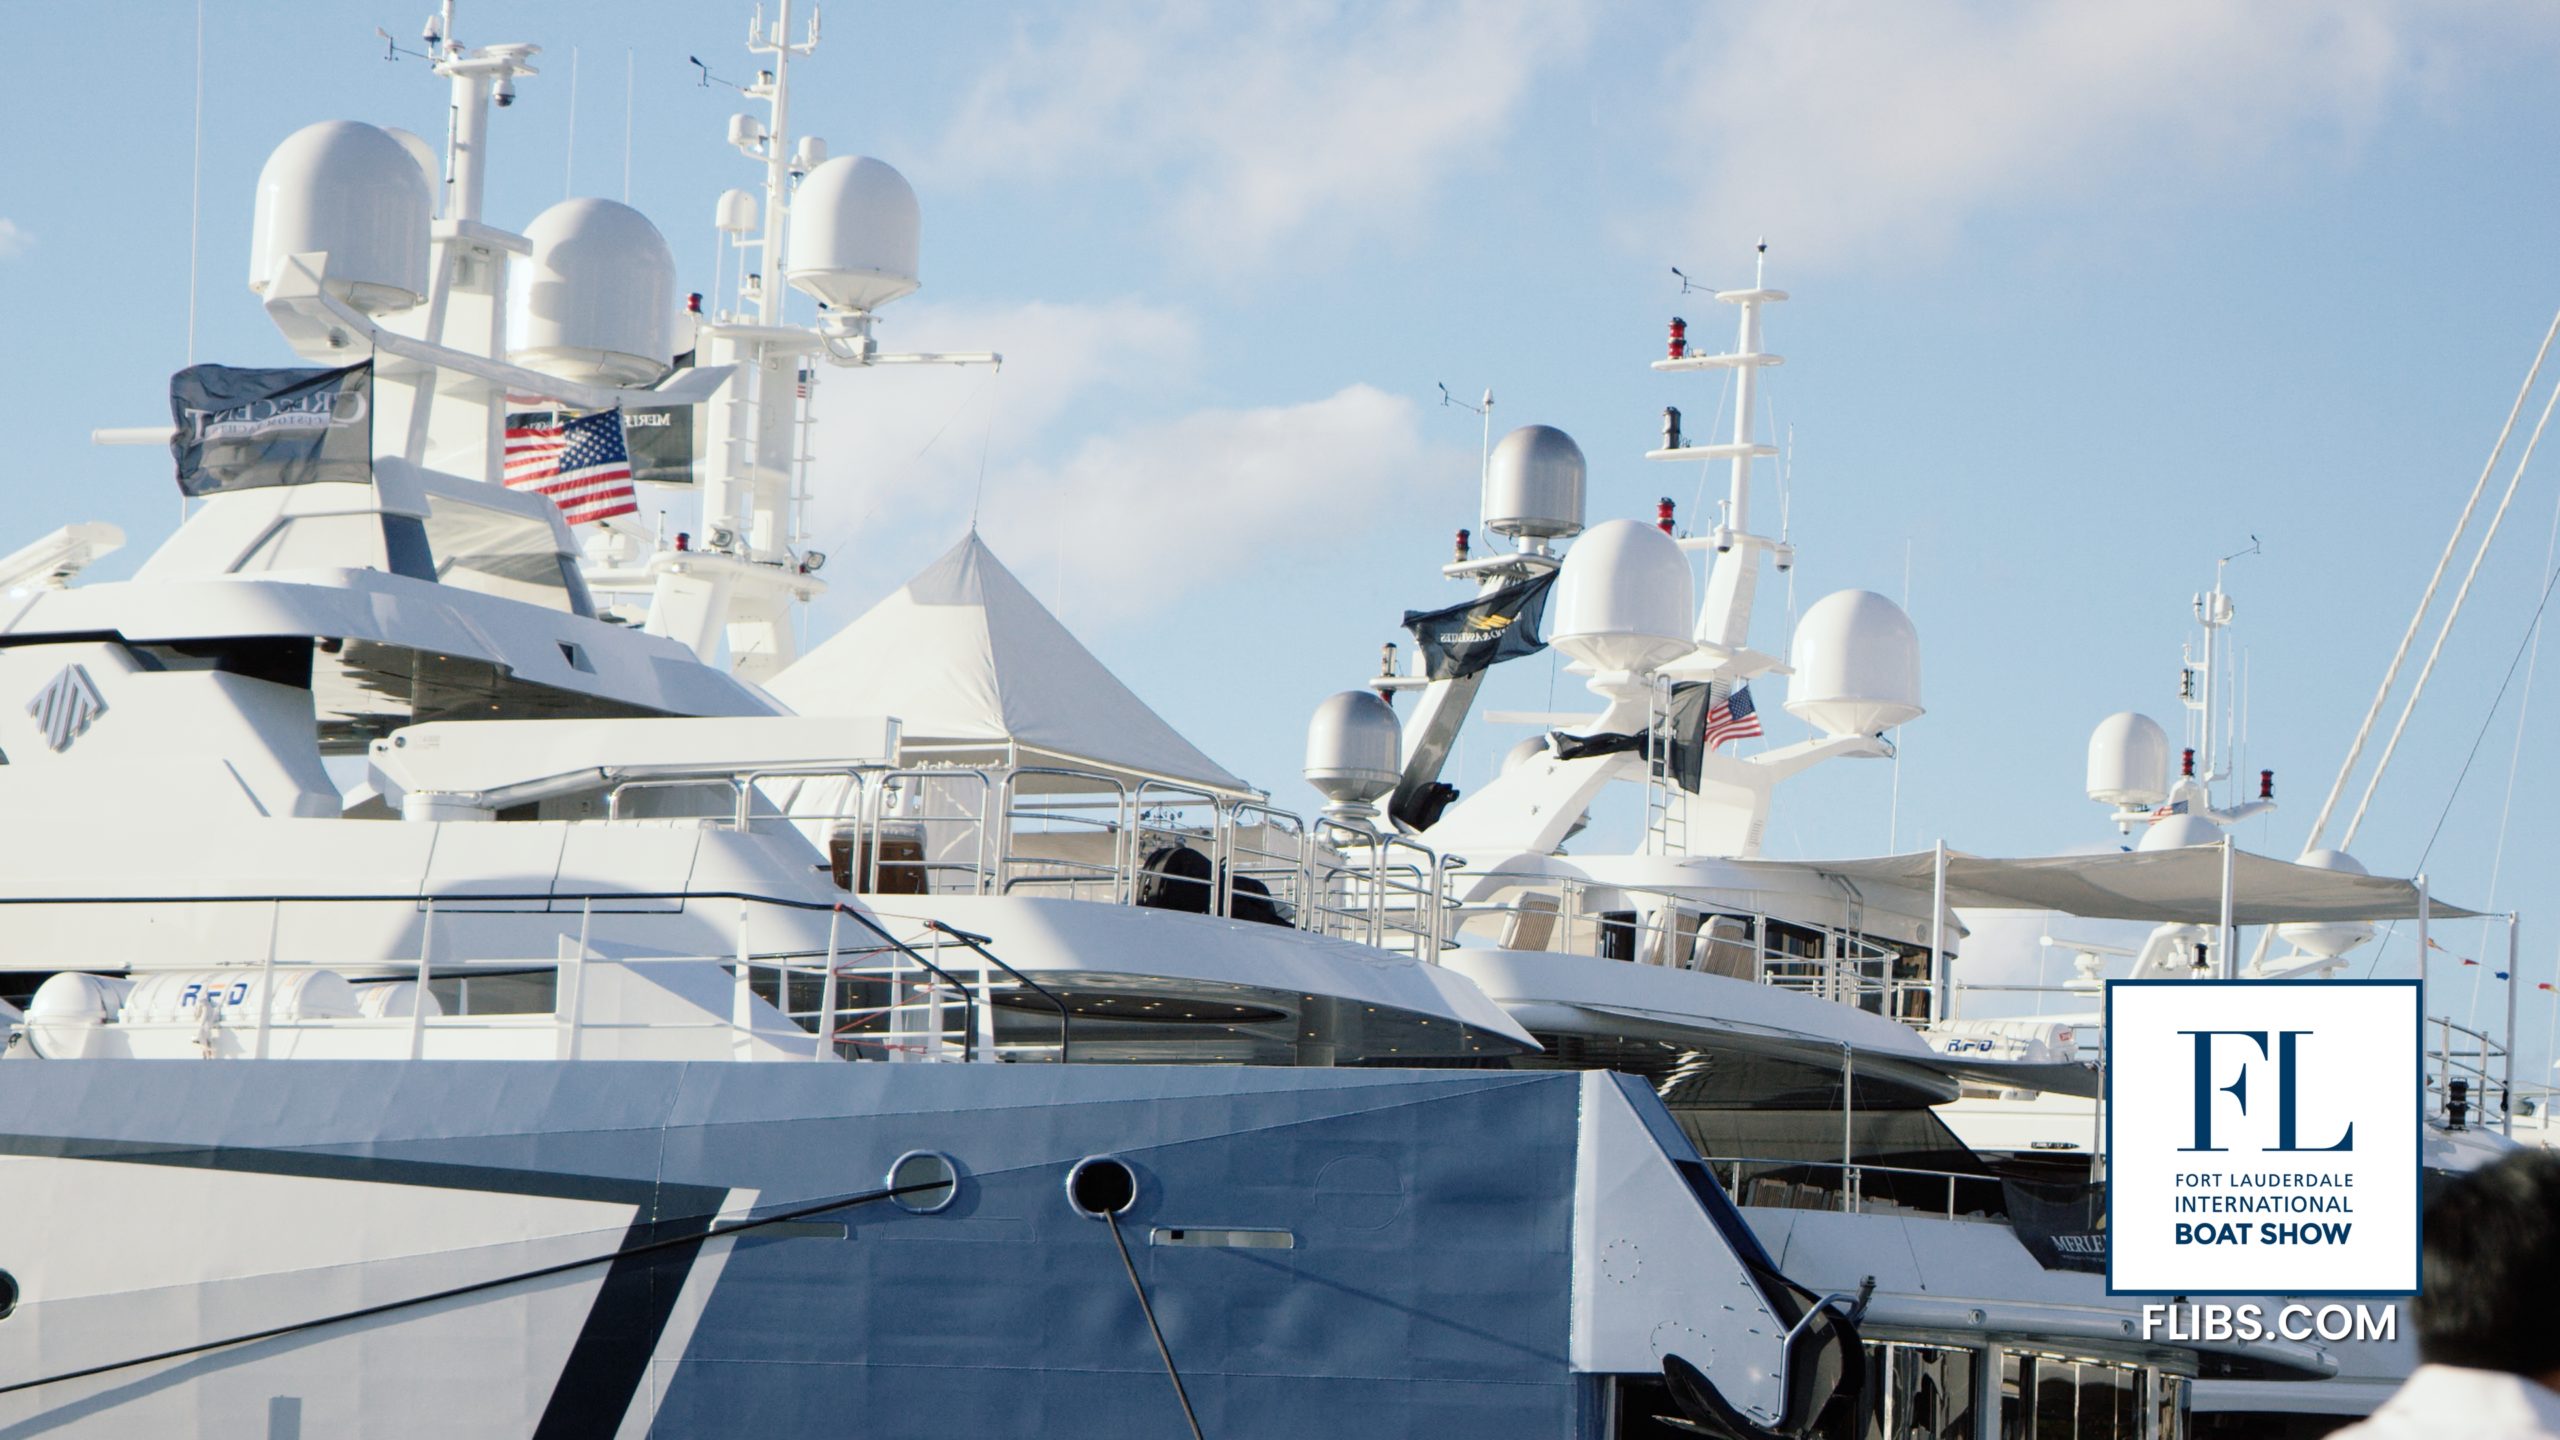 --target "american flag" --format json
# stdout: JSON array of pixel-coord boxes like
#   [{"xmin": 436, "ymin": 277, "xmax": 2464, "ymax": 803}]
[
  {"xmin": 504, "ymin": 407, "xmax": 637, "ymax": 526},
  {"xmin": 1704, "ymin": 684, "xmax": 1763, "ymax": 750}
]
